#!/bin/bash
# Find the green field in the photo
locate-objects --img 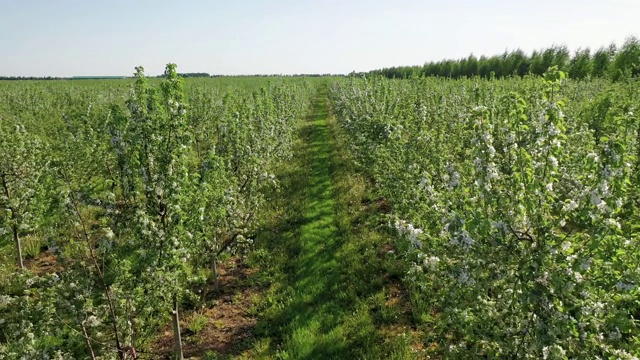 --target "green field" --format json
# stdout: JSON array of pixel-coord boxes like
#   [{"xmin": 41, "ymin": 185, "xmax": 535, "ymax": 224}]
[{"xmin": 1, "ymin": 64, "xmax": 639, "ymax": 359}]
